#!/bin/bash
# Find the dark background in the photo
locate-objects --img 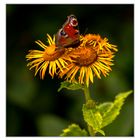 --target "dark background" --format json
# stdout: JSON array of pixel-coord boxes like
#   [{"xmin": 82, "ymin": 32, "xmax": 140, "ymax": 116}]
[{"xmin": 6, "ymin": 4, "xmax": 134, "ymax": 136}]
